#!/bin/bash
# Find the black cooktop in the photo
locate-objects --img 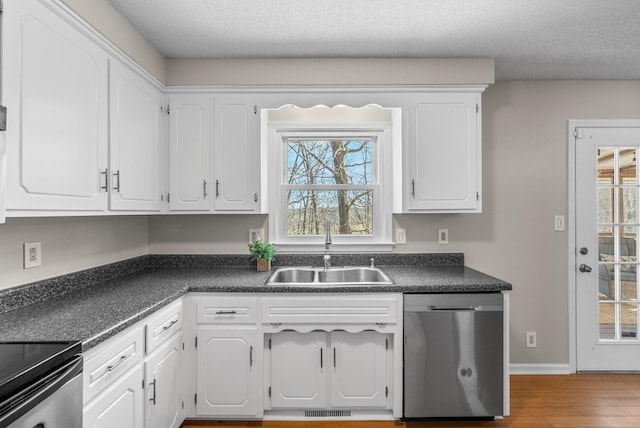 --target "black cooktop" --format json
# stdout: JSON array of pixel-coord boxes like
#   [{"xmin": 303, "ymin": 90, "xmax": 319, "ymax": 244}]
[{"xmin": 0, "ymin": 341, "xmax": 81, "ymax": 402}]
